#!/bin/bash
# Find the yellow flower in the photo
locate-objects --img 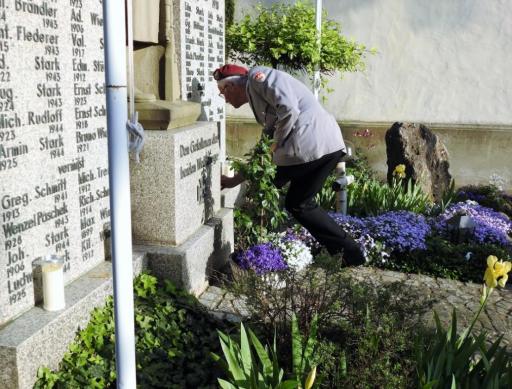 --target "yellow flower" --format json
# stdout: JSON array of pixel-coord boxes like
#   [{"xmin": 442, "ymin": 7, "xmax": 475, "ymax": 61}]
[
  {"xmin": 484, "ymin": 255, "xmax": 512, "ymax": 288},
  {"xmin": 305, "ymin": 366, "xmax": 317, "ymax": 389},
  {"xmin": 393, "ymin": 164, "xmax": 406, "ymax": 179}
]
